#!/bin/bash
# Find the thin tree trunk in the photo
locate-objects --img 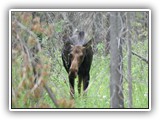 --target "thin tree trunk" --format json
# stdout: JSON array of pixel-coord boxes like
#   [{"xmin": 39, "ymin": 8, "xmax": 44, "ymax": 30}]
[
  {"xmin": 127, "ymin": 12, "xmax": 132, "ymax": 108},
  {"xmin": 110, "ymin": 12, "xmax": 124, "ymax": 108},
  {"xmin": 119, "ymin": 30, "xmax": 124, "ymax": 108}
]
